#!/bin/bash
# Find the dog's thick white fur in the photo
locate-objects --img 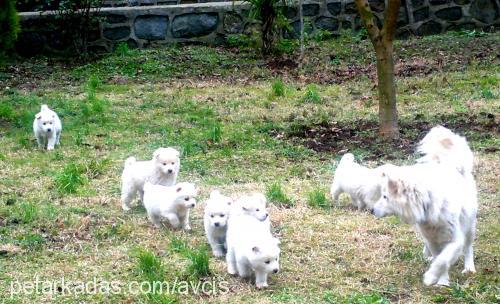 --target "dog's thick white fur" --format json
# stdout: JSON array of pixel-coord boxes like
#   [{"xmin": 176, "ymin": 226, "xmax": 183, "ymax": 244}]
[
  {"xmin": 417, "ymin": 125, "xmax": 473, "ymax": 176},
  {"xmin": 372, "ymin": 161, "xmax": 477, "ymax": 286},
  {"xmin": 330, "ymin": 153, "xmax": 385, "ymax": 210},
  {"xmin": 226, "ymin": 210, "xmax": 280, "ymax": 288},
  {"xmin": 231, "ymin": 193, "xmax": 270, "ymax": 224},
  {"xmin": 143, "ymin": 182, "xmax": 197, "ymax": 230},
  {"xmin": 33, "ymin": 104, "xmax": 62, "ymax": 150},
  {"xmin": 204, "ymin": 190, "xmax": 234, "ymax": 257},
  {"xmin": 121, "ymin": 147, "xmax": 180, "ymax": 211}
]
